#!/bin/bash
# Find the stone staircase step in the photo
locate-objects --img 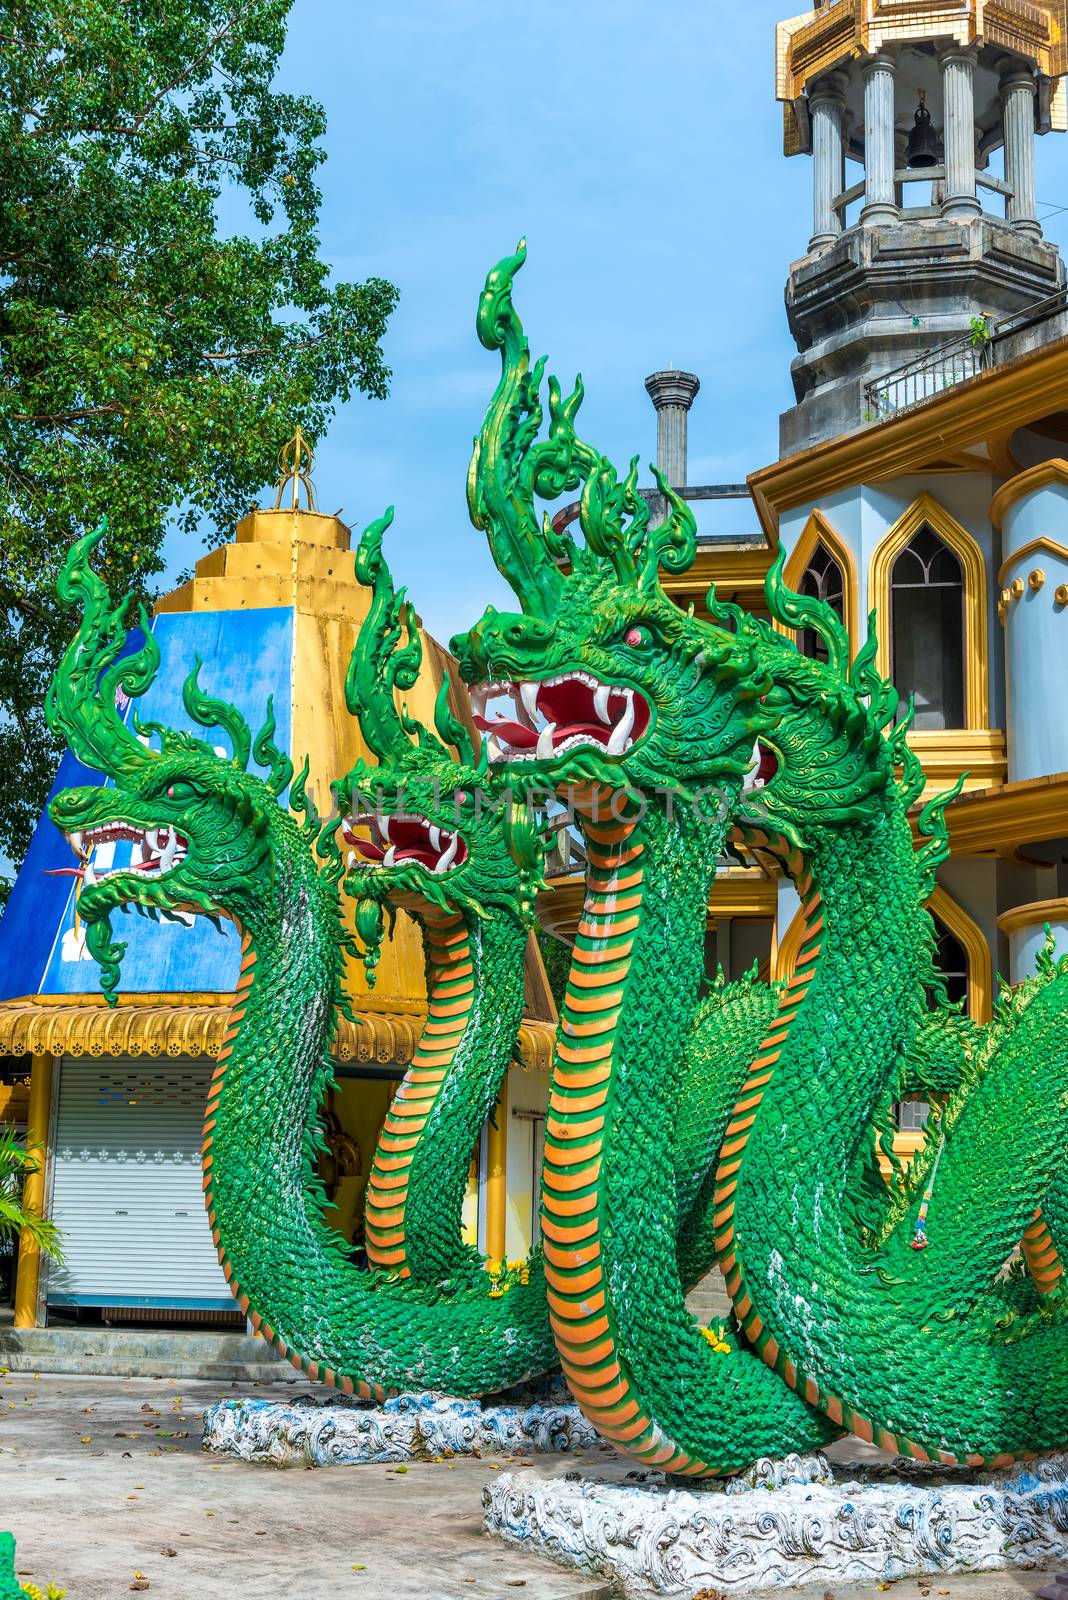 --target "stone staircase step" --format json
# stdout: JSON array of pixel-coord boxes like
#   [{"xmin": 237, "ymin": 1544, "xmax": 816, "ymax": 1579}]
[{"xmin": 0, "ymin": 1326, "xmax": 294, "ymax": 1383}]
